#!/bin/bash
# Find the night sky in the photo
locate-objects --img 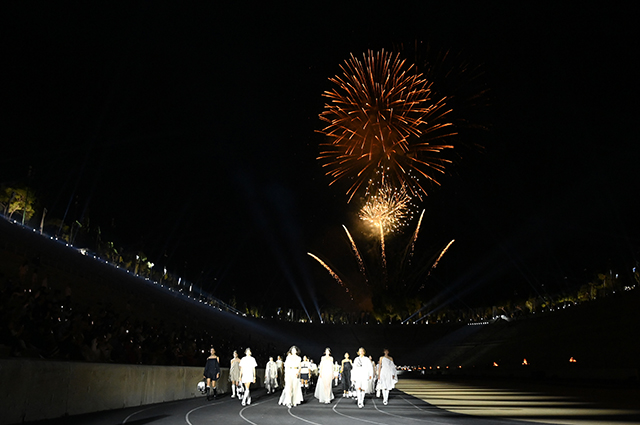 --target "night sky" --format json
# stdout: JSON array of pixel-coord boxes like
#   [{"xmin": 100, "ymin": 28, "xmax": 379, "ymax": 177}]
[{"xmin": 3, "ymin": 3, "xmax": 638, "ymax": 313}]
